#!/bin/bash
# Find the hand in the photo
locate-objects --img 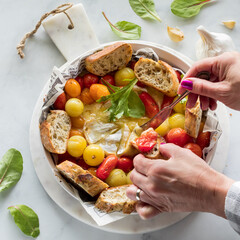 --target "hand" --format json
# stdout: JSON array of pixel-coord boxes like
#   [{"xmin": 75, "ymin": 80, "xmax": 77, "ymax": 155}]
[
  {"xmin": 178, "ymin": 52, "xmax": 240, "ymax": 111},
  {"xmin": 126, "ymin": 144, "xmax": 234, "ymax": 220}
]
